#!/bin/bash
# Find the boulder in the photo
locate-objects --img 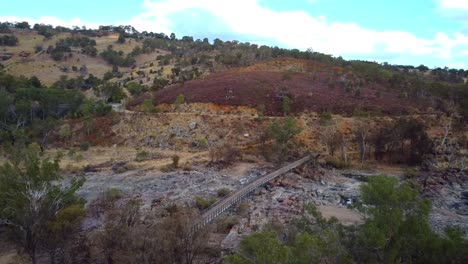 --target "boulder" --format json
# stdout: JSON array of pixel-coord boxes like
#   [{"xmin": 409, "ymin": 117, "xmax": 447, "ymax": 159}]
[{"xmin": 188, "ymin": 121, "xmax": 197, "ymax": 130}]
